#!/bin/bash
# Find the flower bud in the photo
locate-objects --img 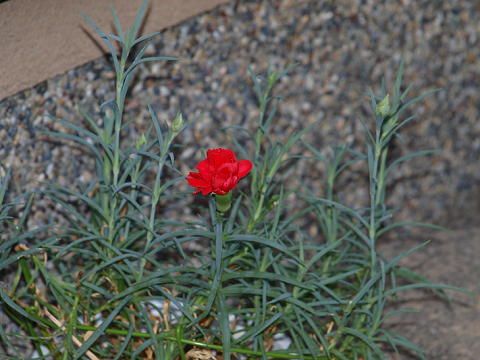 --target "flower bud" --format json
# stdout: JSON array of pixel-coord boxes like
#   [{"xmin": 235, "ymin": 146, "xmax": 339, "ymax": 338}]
[
  {"xmin": 267, "ymin": 194, "xmax": 281, "ymax": 210},
  {"xmin": 172, "ymin": 113, "xmax": 184, "ymax": 133},
  {"xmin": 136, "ymin": 133, "xmax": 147, "ymax": 150},
  {"xmin": 375, "ymin": 94, "xmax": 390, "ymax": 118},
  {"xmin": 268, "ymin": 71, "xmax": 279, "ymax": 85}
]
